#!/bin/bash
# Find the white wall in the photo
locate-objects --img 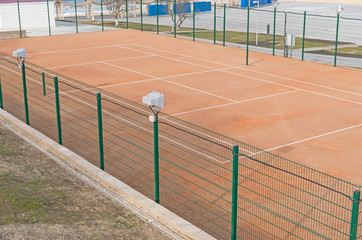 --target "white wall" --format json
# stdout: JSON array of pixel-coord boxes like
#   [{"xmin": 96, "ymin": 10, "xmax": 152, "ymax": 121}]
[{"xmin": 0, "ymin": 1, "xmax": 55, "ymax": 31}]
